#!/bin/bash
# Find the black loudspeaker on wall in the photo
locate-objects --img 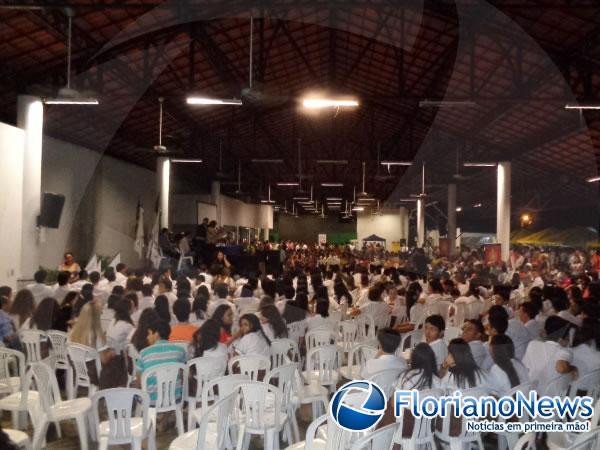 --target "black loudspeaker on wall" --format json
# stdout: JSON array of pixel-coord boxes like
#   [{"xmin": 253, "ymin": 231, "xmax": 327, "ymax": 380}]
[{"xmin": 38, "ymin": 192, "xmax": 65, "ymax": 228}]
